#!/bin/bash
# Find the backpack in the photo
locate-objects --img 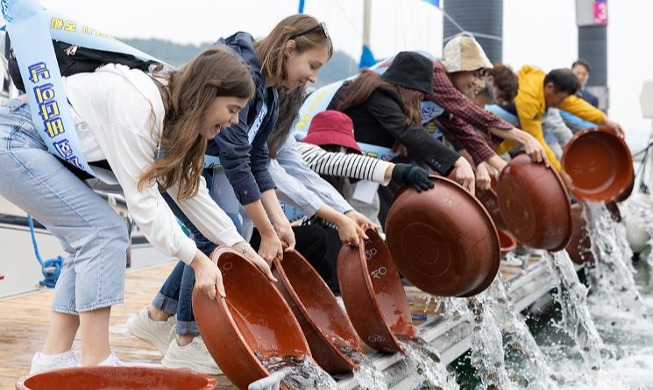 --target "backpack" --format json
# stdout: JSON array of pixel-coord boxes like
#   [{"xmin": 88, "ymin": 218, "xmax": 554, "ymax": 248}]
[{"xmin": 8, "ymin": 39, "xmax": 159, "ymax": 92}]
